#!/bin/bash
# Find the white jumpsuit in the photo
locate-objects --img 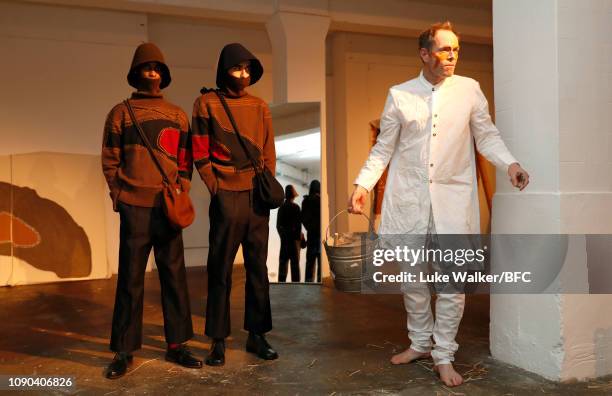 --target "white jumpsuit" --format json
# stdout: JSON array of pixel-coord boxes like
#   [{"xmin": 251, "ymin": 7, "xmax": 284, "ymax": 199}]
[{"xmin": 354, "ymin": 71, "xmax": 518, "ymax": 364}]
